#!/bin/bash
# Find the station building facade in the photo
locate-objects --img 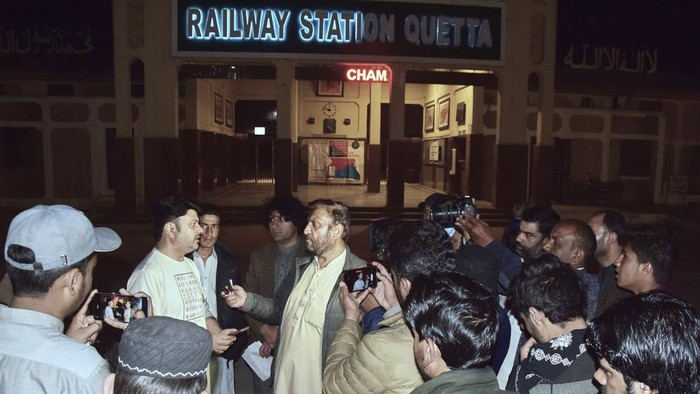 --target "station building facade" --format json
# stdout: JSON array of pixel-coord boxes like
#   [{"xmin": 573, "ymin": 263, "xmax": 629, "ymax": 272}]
[{"xmin": 1, "ymin": 0, "xmax": 698, "ymax": 212}]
